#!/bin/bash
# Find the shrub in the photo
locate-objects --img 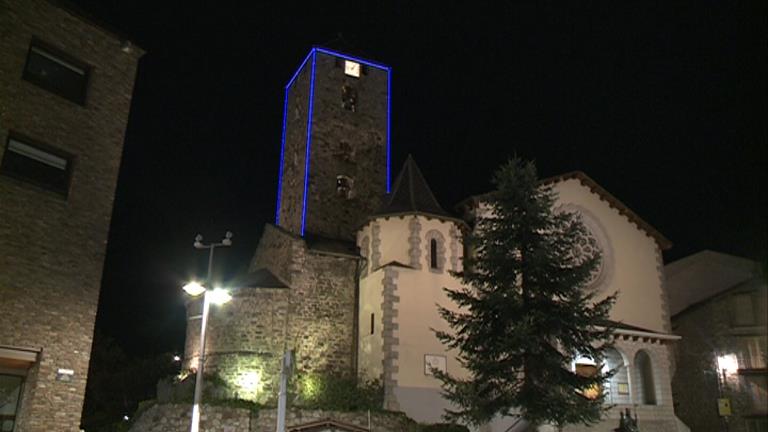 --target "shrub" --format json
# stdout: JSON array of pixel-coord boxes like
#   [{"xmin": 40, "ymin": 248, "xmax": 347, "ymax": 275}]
[{"xmin": 293, "ymin": 372, "xmax": 383, "ymax": 411}]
